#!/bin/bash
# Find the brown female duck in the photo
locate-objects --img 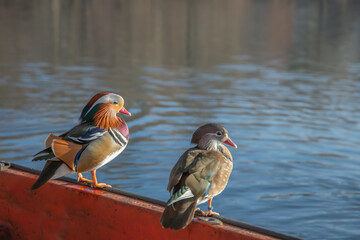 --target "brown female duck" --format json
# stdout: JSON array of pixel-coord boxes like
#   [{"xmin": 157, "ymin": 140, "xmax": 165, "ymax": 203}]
[{"xmin": 160, "ymin": 123, "xmax": 237, "ymax": 230}]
